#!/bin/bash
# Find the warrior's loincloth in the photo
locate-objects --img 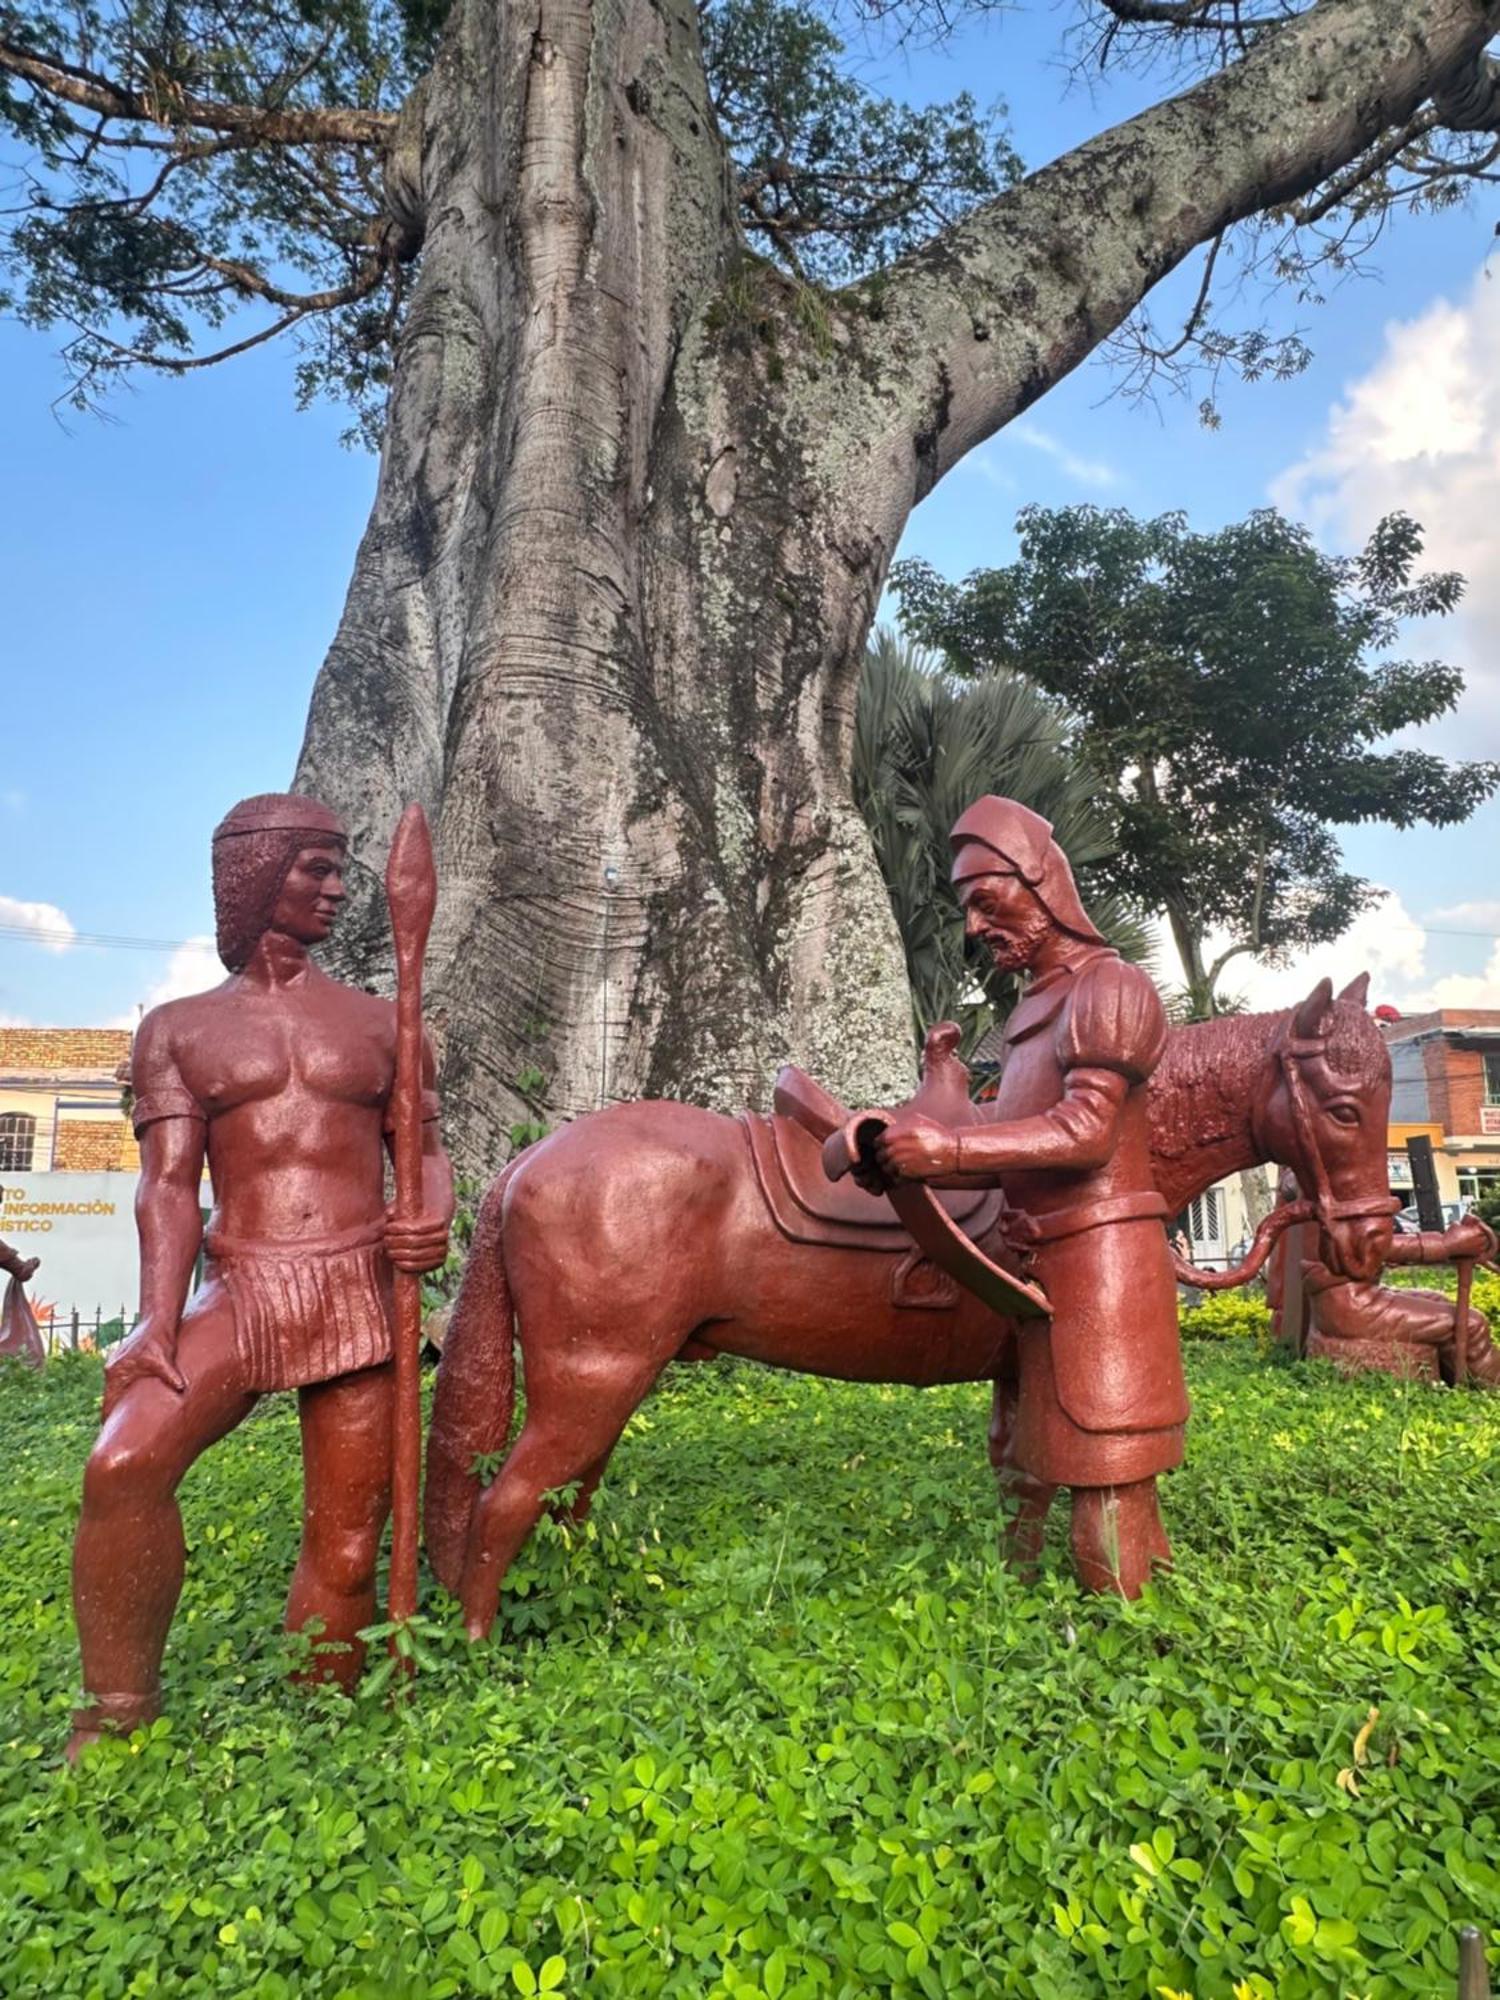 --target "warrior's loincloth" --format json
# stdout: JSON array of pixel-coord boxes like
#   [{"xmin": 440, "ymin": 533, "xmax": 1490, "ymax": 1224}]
[{"xmin": 205, "ymin": 1219, "xmax": 393, "ymax": 1392}]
